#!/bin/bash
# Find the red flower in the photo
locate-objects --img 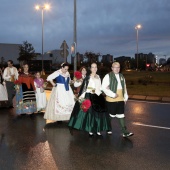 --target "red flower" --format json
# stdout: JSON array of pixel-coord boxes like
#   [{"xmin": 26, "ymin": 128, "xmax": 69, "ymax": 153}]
[
  {"xmin": 74, "ymin": 71, "xmax": 82, "ymax": 80},
  {"xmin": 81, "ymin": 99, "xmax": 91, "ymax": 112},
  {"xmin": 14, "ymin": 80, "xmax": 21, "ymax": 85}
]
